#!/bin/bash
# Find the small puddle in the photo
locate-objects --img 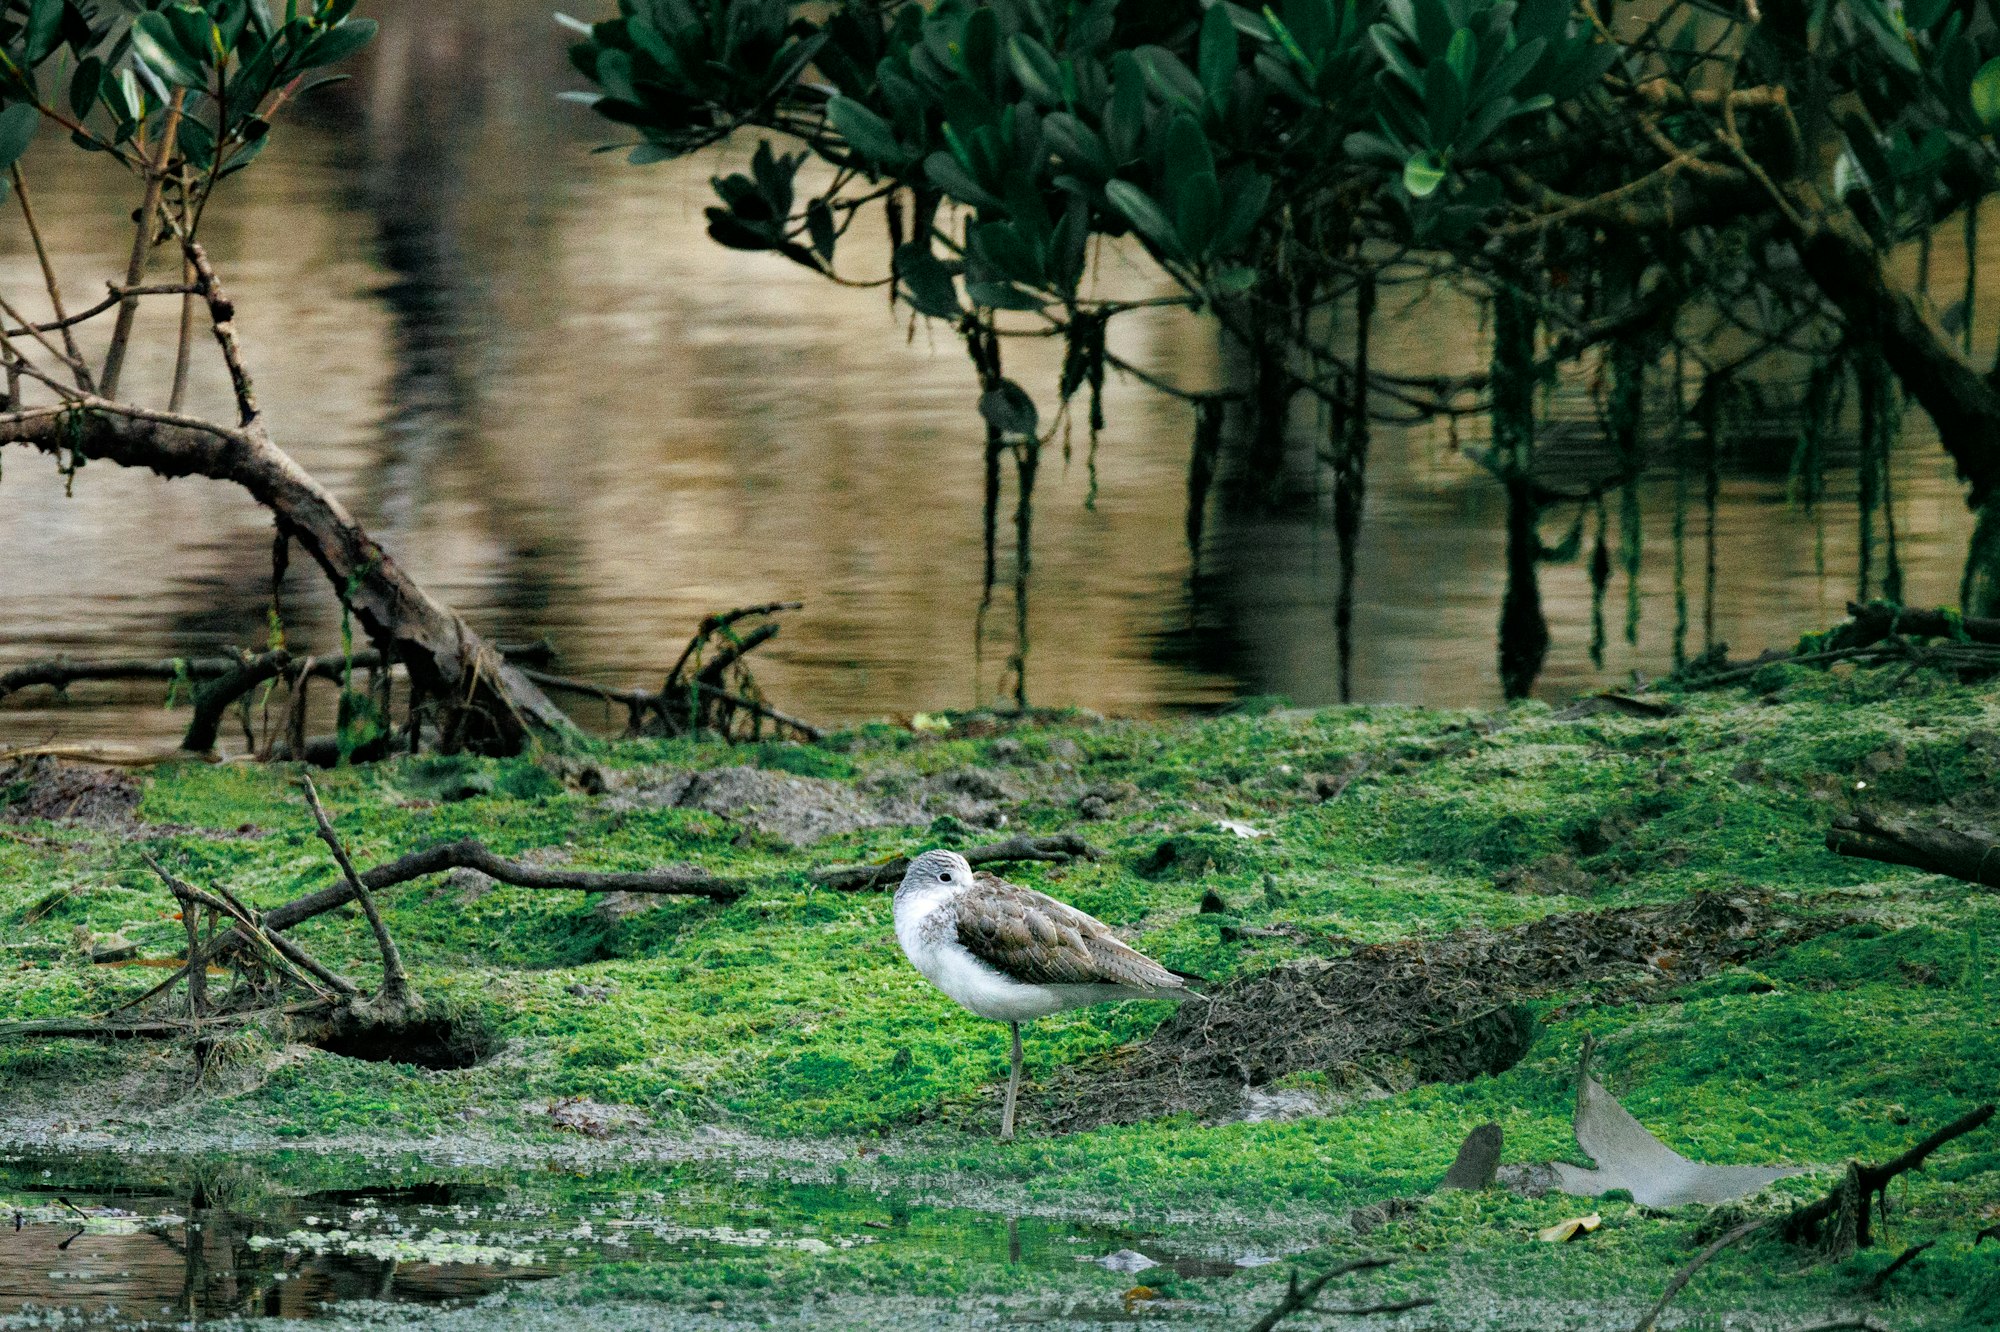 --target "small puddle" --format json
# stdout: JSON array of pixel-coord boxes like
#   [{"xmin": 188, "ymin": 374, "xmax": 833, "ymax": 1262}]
[{"xmin": 0, "ymin": 1152, "xmax": 1272, "ymax": 1327}]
